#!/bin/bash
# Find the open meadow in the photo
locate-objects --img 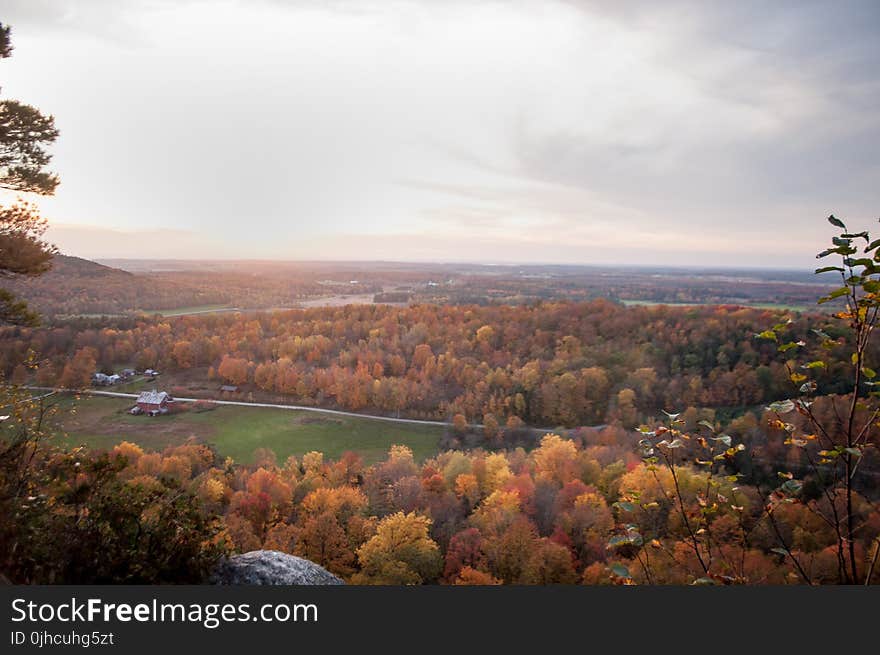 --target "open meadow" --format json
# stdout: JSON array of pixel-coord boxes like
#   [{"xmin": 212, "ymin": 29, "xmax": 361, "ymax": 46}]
[{"xmin": 50, "ymin": 395, "xmax": 443, "ymax": 465}]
